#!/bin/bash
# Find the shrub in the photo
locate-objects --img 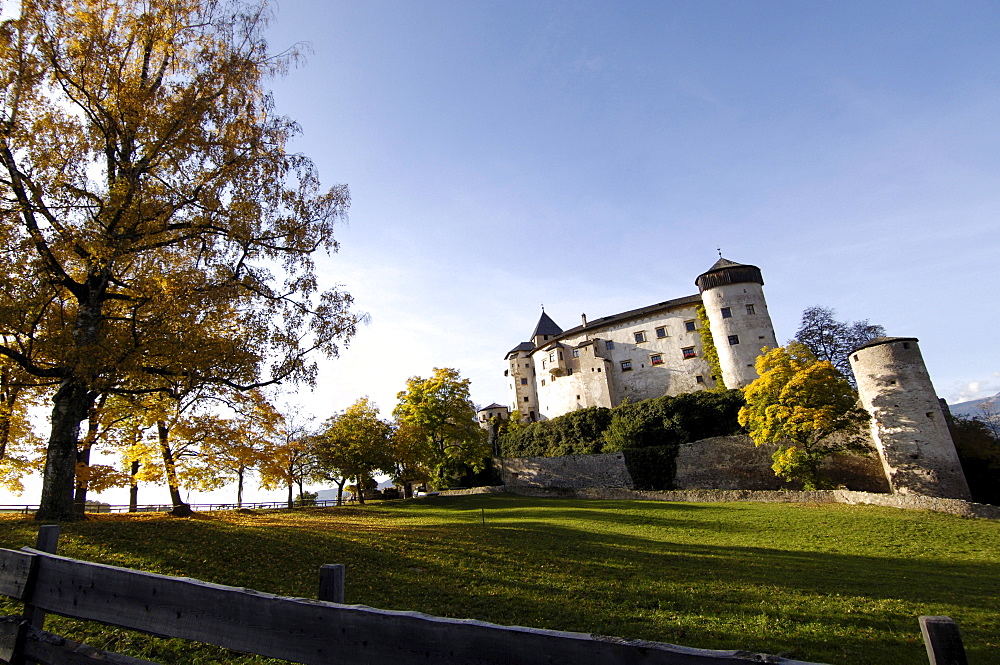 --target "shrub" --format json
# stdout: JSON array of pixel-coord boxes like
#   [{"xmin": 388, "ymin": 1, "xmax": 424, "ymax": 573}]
[{"xmin": 497, "ymin": 390, "xmax": 744, "ymax": 457}]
